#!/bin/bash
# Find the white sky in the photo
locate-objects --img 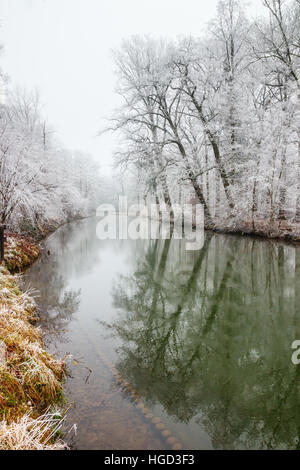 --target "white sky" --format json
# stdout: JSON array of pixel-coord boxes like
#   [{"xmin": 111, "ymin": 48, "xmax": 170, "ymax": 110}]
[{"xmin": 0, "ymin": 0, "xmax": 264, "ymax": 175}]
